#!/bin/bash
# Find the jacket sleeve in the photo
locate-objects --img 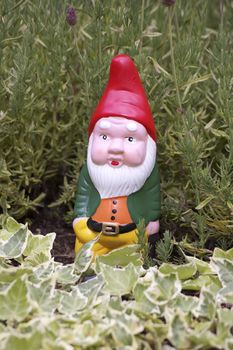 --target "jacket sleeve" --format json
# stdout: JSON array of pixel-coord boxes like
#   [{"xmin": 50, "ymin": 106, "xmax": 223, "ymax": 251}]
[
  {"xmin": 128, "ymin": 163, "xmax": 160, "ymax": 225},
  {"xmin": 74, "ymin": 163, "xmax": 100, "ymax": 218}
]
